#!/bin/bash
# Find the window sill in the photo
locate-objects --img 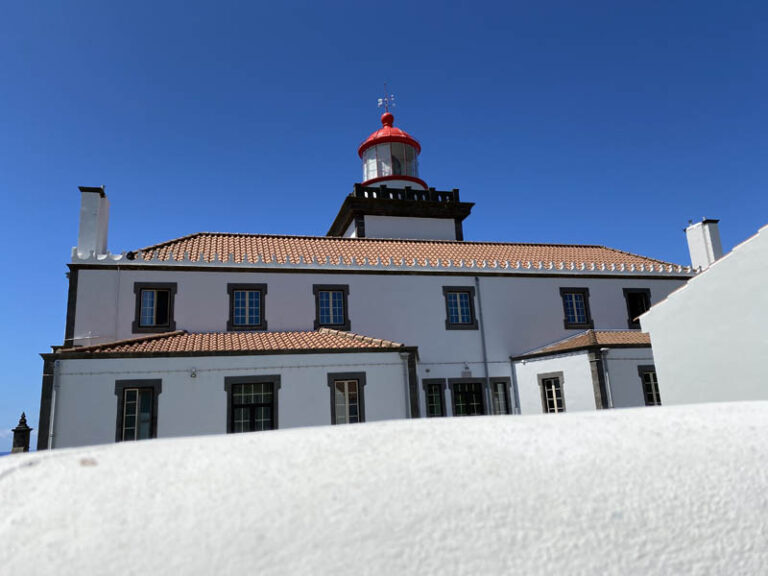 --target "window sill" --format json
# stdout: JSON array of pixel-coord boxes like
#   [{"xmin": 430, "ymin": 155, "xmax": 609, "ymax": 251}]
[
  {"xmin": 562, "ymin": 320, "xmax": 594, "ymax": 330},
  {"xmin": 131, "ymin": 321, "xmax": 176, "ymax": 334},
  {"xmin": 226, "ymin": 321, "xmax": 269, "ymax": 331},
  {"xmin": 445, "ymin": 320, "xmax": 479, "ymax": 330}
]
